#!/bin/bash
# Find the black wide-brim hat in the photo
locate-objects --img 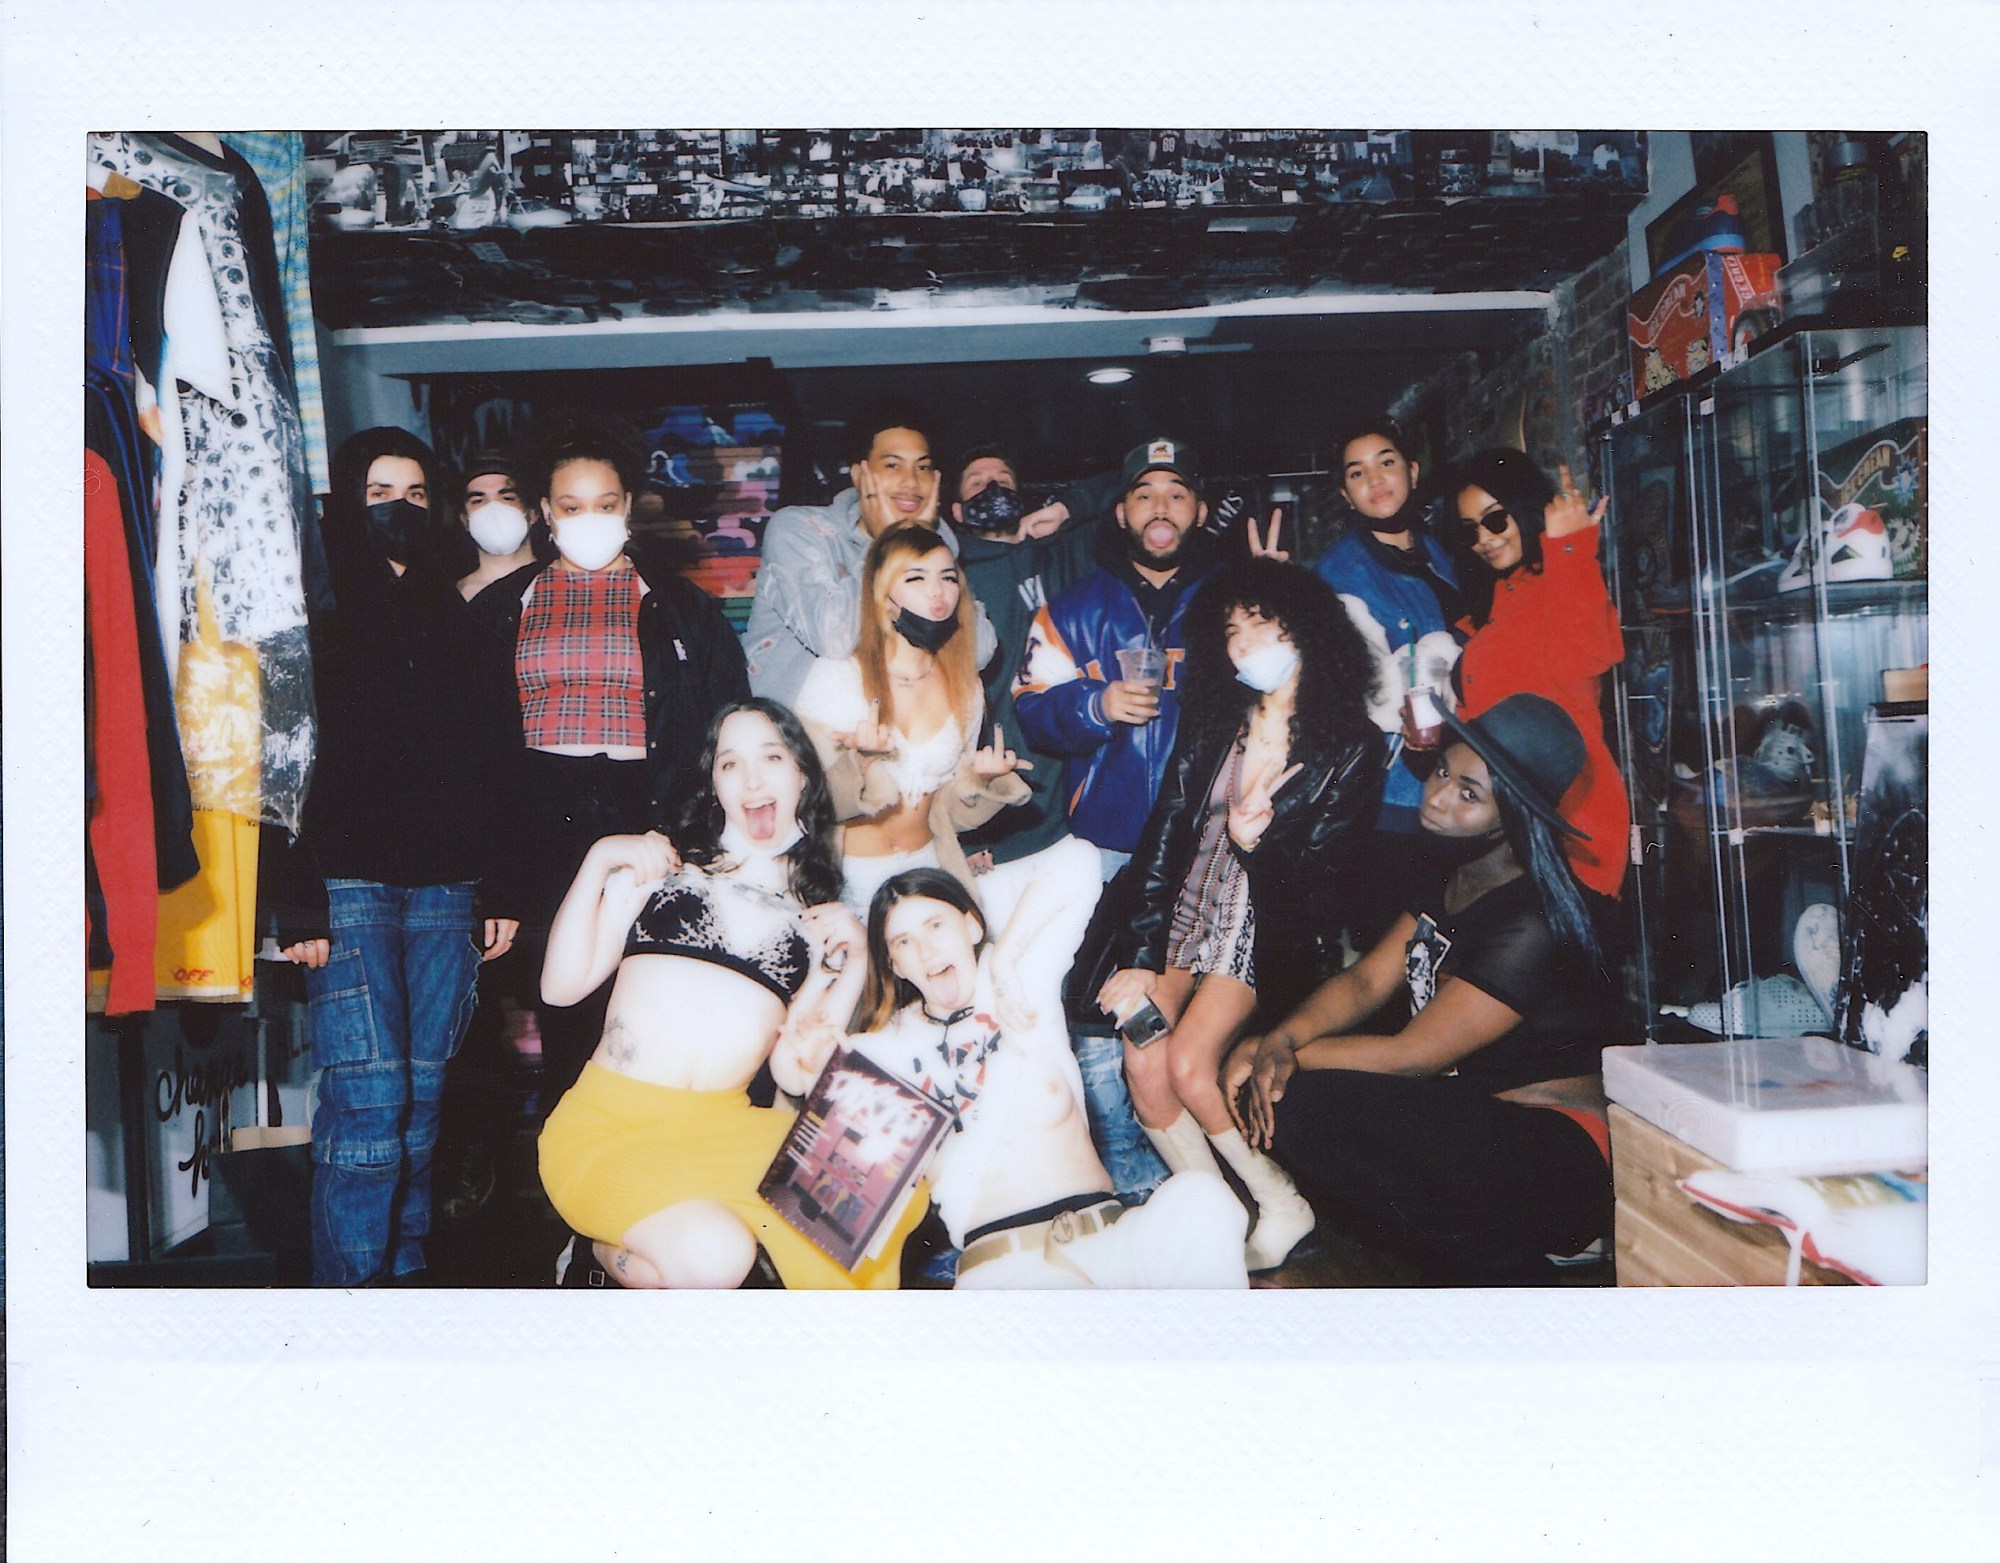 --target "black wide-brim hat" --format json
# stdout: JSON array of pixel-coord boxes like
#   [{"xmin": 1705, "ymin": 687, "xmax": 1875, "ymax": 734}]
[{"xmin": 1421, "ymin": 692, "xmax": 1592, "ymax": 841}]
